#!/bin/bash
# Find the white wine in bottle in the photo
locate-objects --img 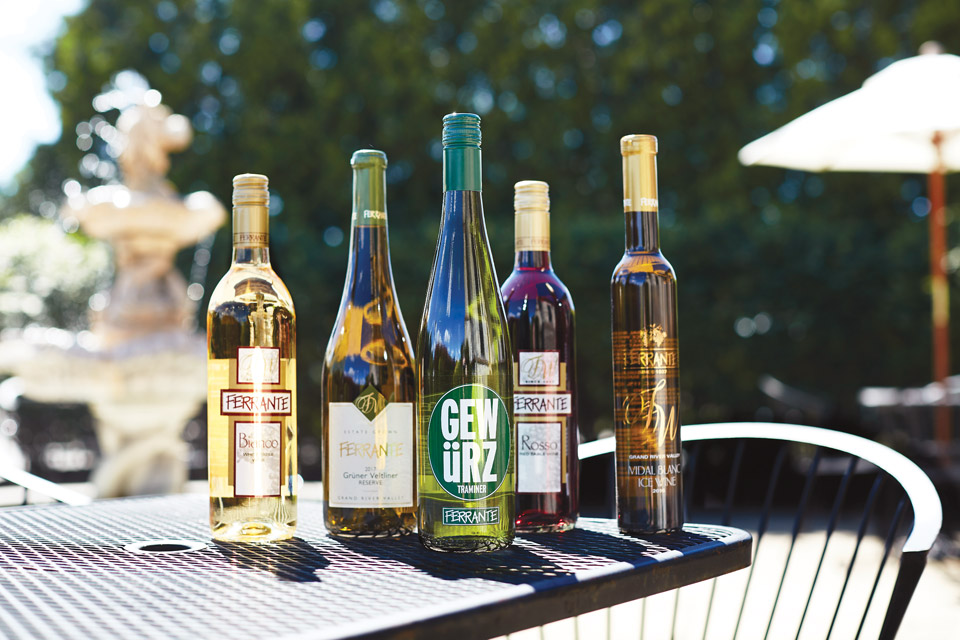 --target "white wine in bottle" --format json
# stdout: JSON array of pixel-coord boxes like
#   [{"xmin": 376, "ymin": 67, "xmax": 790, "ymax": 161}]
[
  {"xmin": 417, "ymin": 113, "xmax": 515, "ymax": 552},
  {"xmin": 322, "ymin": 149, "xmax": 417, "ymax": 537},
  {"xmin": 207, "ymin": 173, "xmax": 297, "ymax": 543}
]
